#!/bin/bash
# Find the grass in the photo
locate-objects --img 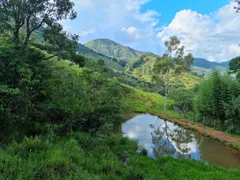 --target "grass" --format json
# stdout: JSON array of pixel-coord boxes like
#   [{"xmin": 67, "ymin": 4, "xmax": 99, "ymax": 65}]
[
  {"xmin": 201, "ymin": 132, "xmax": 210, "ymax": 137},
  {"xmin": 0, "ymin": 133, "xmax": 239, "ymax": 180},
  {"xmin": 123, "ymin": 84, "xmax": 177, "ymax": 116}
]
